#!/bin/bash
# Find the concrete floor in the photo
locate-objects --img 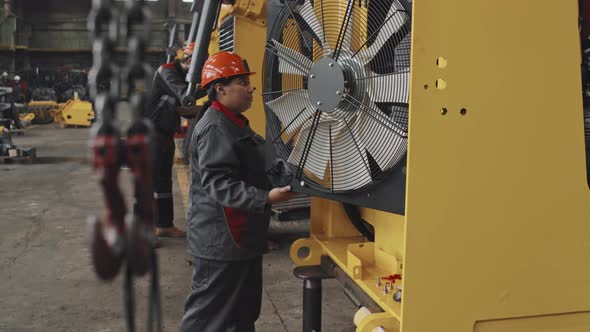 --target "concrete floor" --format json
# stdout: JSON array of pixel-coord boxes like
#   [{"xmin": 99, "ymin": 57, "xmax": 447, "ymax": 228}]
[{"xmin": 0, "ymin": 124, "xmax": 357, "ymax": 332}]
